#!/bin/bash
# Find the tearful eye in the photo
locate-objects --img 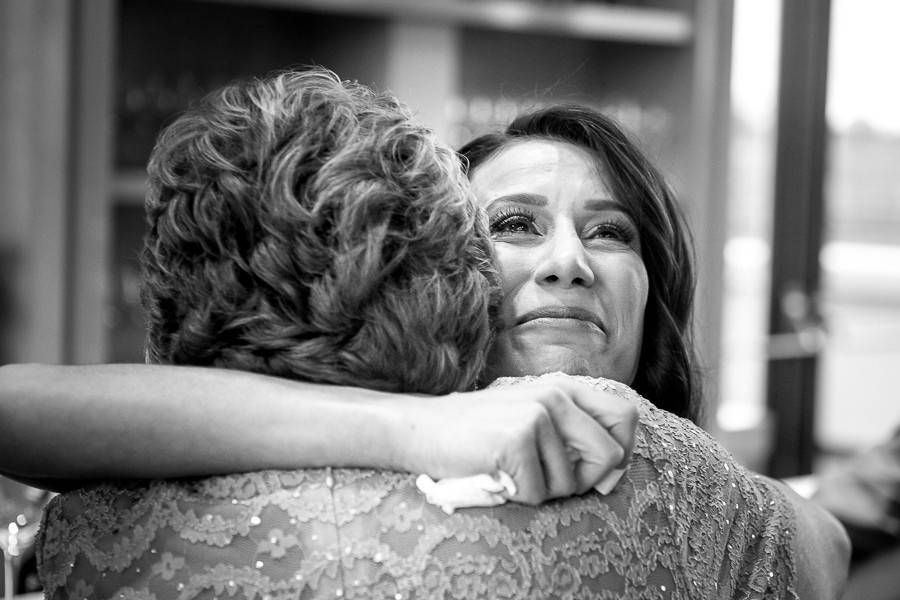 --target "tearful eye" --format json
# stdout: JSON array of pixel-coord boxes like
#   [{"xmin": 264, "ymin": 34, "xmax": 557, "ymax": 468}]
[
  {"xmin": 489, "ymin": 209, "xmax": 538, "ymax": 237},
  {"xmin": 588, "ymin": 220, "xmax": 636, "ymax": 245}
]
